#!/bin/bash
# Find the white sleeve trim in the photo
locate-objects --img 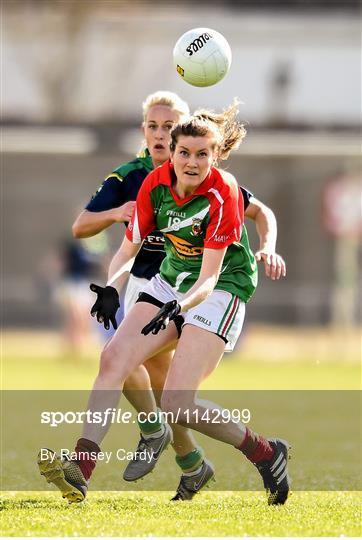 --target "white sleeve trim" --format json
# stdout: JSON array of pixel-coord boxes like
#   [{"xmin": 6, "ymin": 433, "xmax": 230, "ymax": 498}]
[
  {"xmin": 132, "ymin": 207, "xmax": 142, "ymax": 243},
  {"xmin": 207, "ymin": 188, "xmax": 224, "ymax": 240}
]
